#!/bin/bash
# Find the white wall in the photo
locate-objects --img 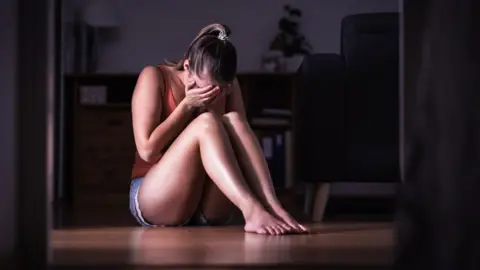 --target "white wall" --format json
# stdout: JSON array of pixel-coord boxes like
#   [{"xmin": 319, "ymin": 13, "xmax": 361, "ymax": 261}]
[
  {"xmin": 66, "ymin": 0, "xmax": 398, "ymax": 73},
  {"xmin": 0, "ymin": 0, "xmax": 17, "ymax": 261}
]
